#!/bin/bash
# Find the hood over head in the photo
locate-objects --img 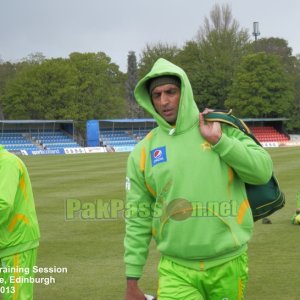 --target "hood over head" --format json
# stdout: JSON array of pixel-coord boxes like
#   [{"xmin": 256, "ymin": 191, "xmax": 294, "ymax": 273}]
[{"xmin": 134, "ymin": 58, "xmax": 199, "ymax": 135}]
